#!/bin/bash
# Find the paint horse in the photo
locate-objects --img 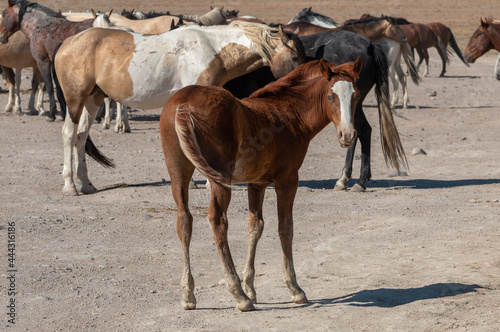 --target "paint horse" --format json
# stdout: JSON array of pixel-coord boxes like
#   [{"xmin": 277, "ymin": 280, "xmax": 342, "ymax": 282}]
[
  {"xmin": 160, "ymin": 58, "xmax": 362, "ymax": 311},
  {"xmin": 0, "ymin": 0, "xmax": 94, "ymax": 121},
  {"xmin": 464, "ymin": 18, "xmax": 500, "ymax": 64},
  {"xmin": 53, "ymin": 21, "xmax": 306, "ymax": 196}
]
